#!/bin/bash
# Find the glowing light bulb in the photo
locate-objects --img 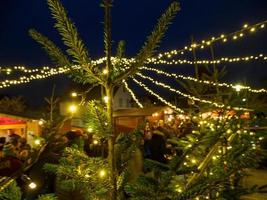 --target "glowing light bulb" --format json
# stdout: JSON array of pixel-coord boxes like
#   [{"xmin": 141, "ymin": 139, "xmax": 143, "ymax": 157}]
[
  {"xmin": 191, "ymin": 159, "xmax": 197, "ymax": 164},
  {"xmin": 103, "ymin": 96, "xmax": 109, "ymax": 103},
  {"xmin": 234, "ymin": 84, "xmax": 243, "ymax": 92},
  {"xmin": 69, "ymin": 104, "xmax": 77, "ymax": 113},
  {"xmin": 103, "ymin": 69, "xmax": 108, "ymax": 75},
  {"xmin": 243, "ymin": 24, "xmax": 248, "ymax": 28},
  {"xmin": 260, "ymin": 24, "xmax": 265, "ymax": 28},
  {"xmin": 87, "ymin": 127, "xmax": 93, "ymax": 133},
  {"xmin": 38, "ymin": 120, "xmax": 44, "ymax": 126},
  {"xmin": 93, "ymin": 140, "xmax": 99, "ymax": 145},
  {"xmin": 34, "ymin": 139, "xmax": 41, "ymax": 145},
  {"xmin": 71, "ymin": 92, "xmax": 78, "ymax": 97},
  {"xmin": 99, "ymin": 169, "xmax": 106, "ymax": 178},
  {"xmin": 29, "ymin": 182, "xmax": 37, "ymax": 189},
  {"xmin": 250, "ymin": 27, "xmax": 255, "ymax": 32}
]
